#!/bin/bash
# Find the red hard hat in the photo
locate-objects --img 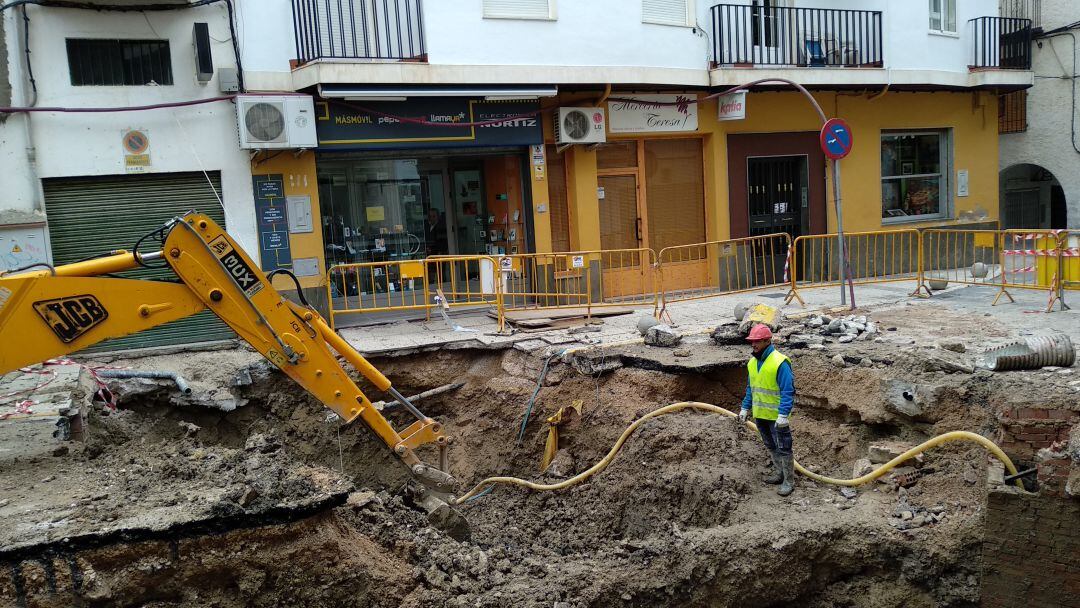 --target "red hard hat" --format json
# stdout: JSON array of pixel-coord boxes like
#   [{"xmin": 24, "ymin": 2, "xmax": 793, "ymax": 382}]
[{"xmin": 746, "ymin": 324, "xmax": 773, "ymax": 341}]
